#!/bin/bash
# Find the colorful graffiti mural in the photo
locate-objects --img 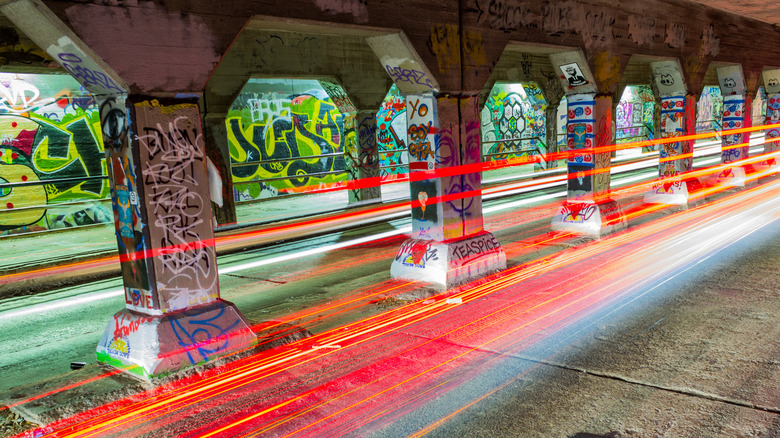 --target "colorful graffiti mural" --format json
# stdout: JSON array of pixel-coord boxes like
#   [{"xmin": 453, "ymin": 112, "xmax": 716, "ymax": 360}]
[
  {"xmin": 481, "ymin": 82, "xmax": 547, "ymax": 170},
  {"xmin": 227, "ymin": 79, "xmax": 349, "ymax": 202},
  {"xmin": 0, "ymin": 73, "xmax": 110, "ymax": 236},
  {"xmin": 615, "ymin": 85, "xmax": 655, "ymax": 148},
  {"xmin": 697, "ymin": 86, "xmax": 723, "ymax": 132},
  {"xmin": 377, "ymin": 84, "xmax": 408, "ymax": 179}
]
